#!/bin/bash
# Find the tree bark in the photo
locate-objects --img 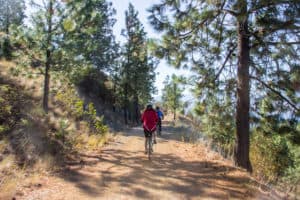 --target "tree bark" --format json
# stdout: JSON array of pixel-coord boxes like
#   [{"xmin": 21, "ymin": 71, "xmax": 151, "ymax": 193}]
[
  {"xmin": 234, "ymin": 9, "xmax": 252, "ymax": 172},
  {"xmin": 173, "ymin": 108, "xmax": 176, "ymax": 121},
  {"xmin": 123, "ymin": 82, "xmax": 128, "ymax": 124},
  {"xmin": 173, "ymin": 83, "xmax": 177, "ymax": 121},
  {"xmin": 42, "ymin": 0, "xmax": 53, "ymax": 113},
  {"xmin": 112, "ymin": 80, "xmax": 116, "ymax": 112},
  {"xmin": 5, "ymin": 2, "xmax": 9, "ymax": 35},
  {"xmin": 134, "ymin": 95, "xmax": 140, "ymax": 124},
  {"xmin": 43, "ymin": 52, "xmax": 50, "ymax": 113}
]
